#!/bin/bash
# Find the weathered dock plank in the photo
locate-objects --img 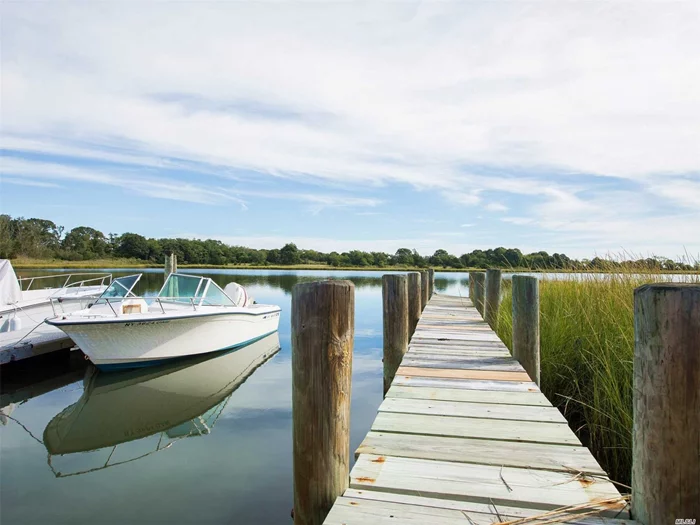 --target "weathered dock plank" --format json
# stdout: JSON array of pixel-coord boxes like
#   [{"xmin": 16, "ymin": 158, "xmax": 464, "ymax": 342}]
[
  {"xmin": 392, "ymin": 375, "xmax": 540, "ymax": 392},
  {"xmin": 386, "ymin": 384, "xmax": 551, "ymax": 406},
  {"xmin": 357, "ymin": 431, "xmax": 606, "ymax": 474},
  {"xmin": 400, "ymin": 356, "xmax": 524, "ymax": 371},
  {"xmin": 350, "ymin": 454, "xmax": 625, "ymax": 515},
  {"xmin": 397, "ymin": 366, "xmax": 532, "ymax": 382},
  {"xmin": 379, "ymin": 397, "xmax": 568, "ymax": 423},
  {"xmin": 327, "ymin": 491, "xmax": 635, "ymax": 525},
  {"xmin": 372, "ymin": 412, "xmax": 581, "ymax": 445}
]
